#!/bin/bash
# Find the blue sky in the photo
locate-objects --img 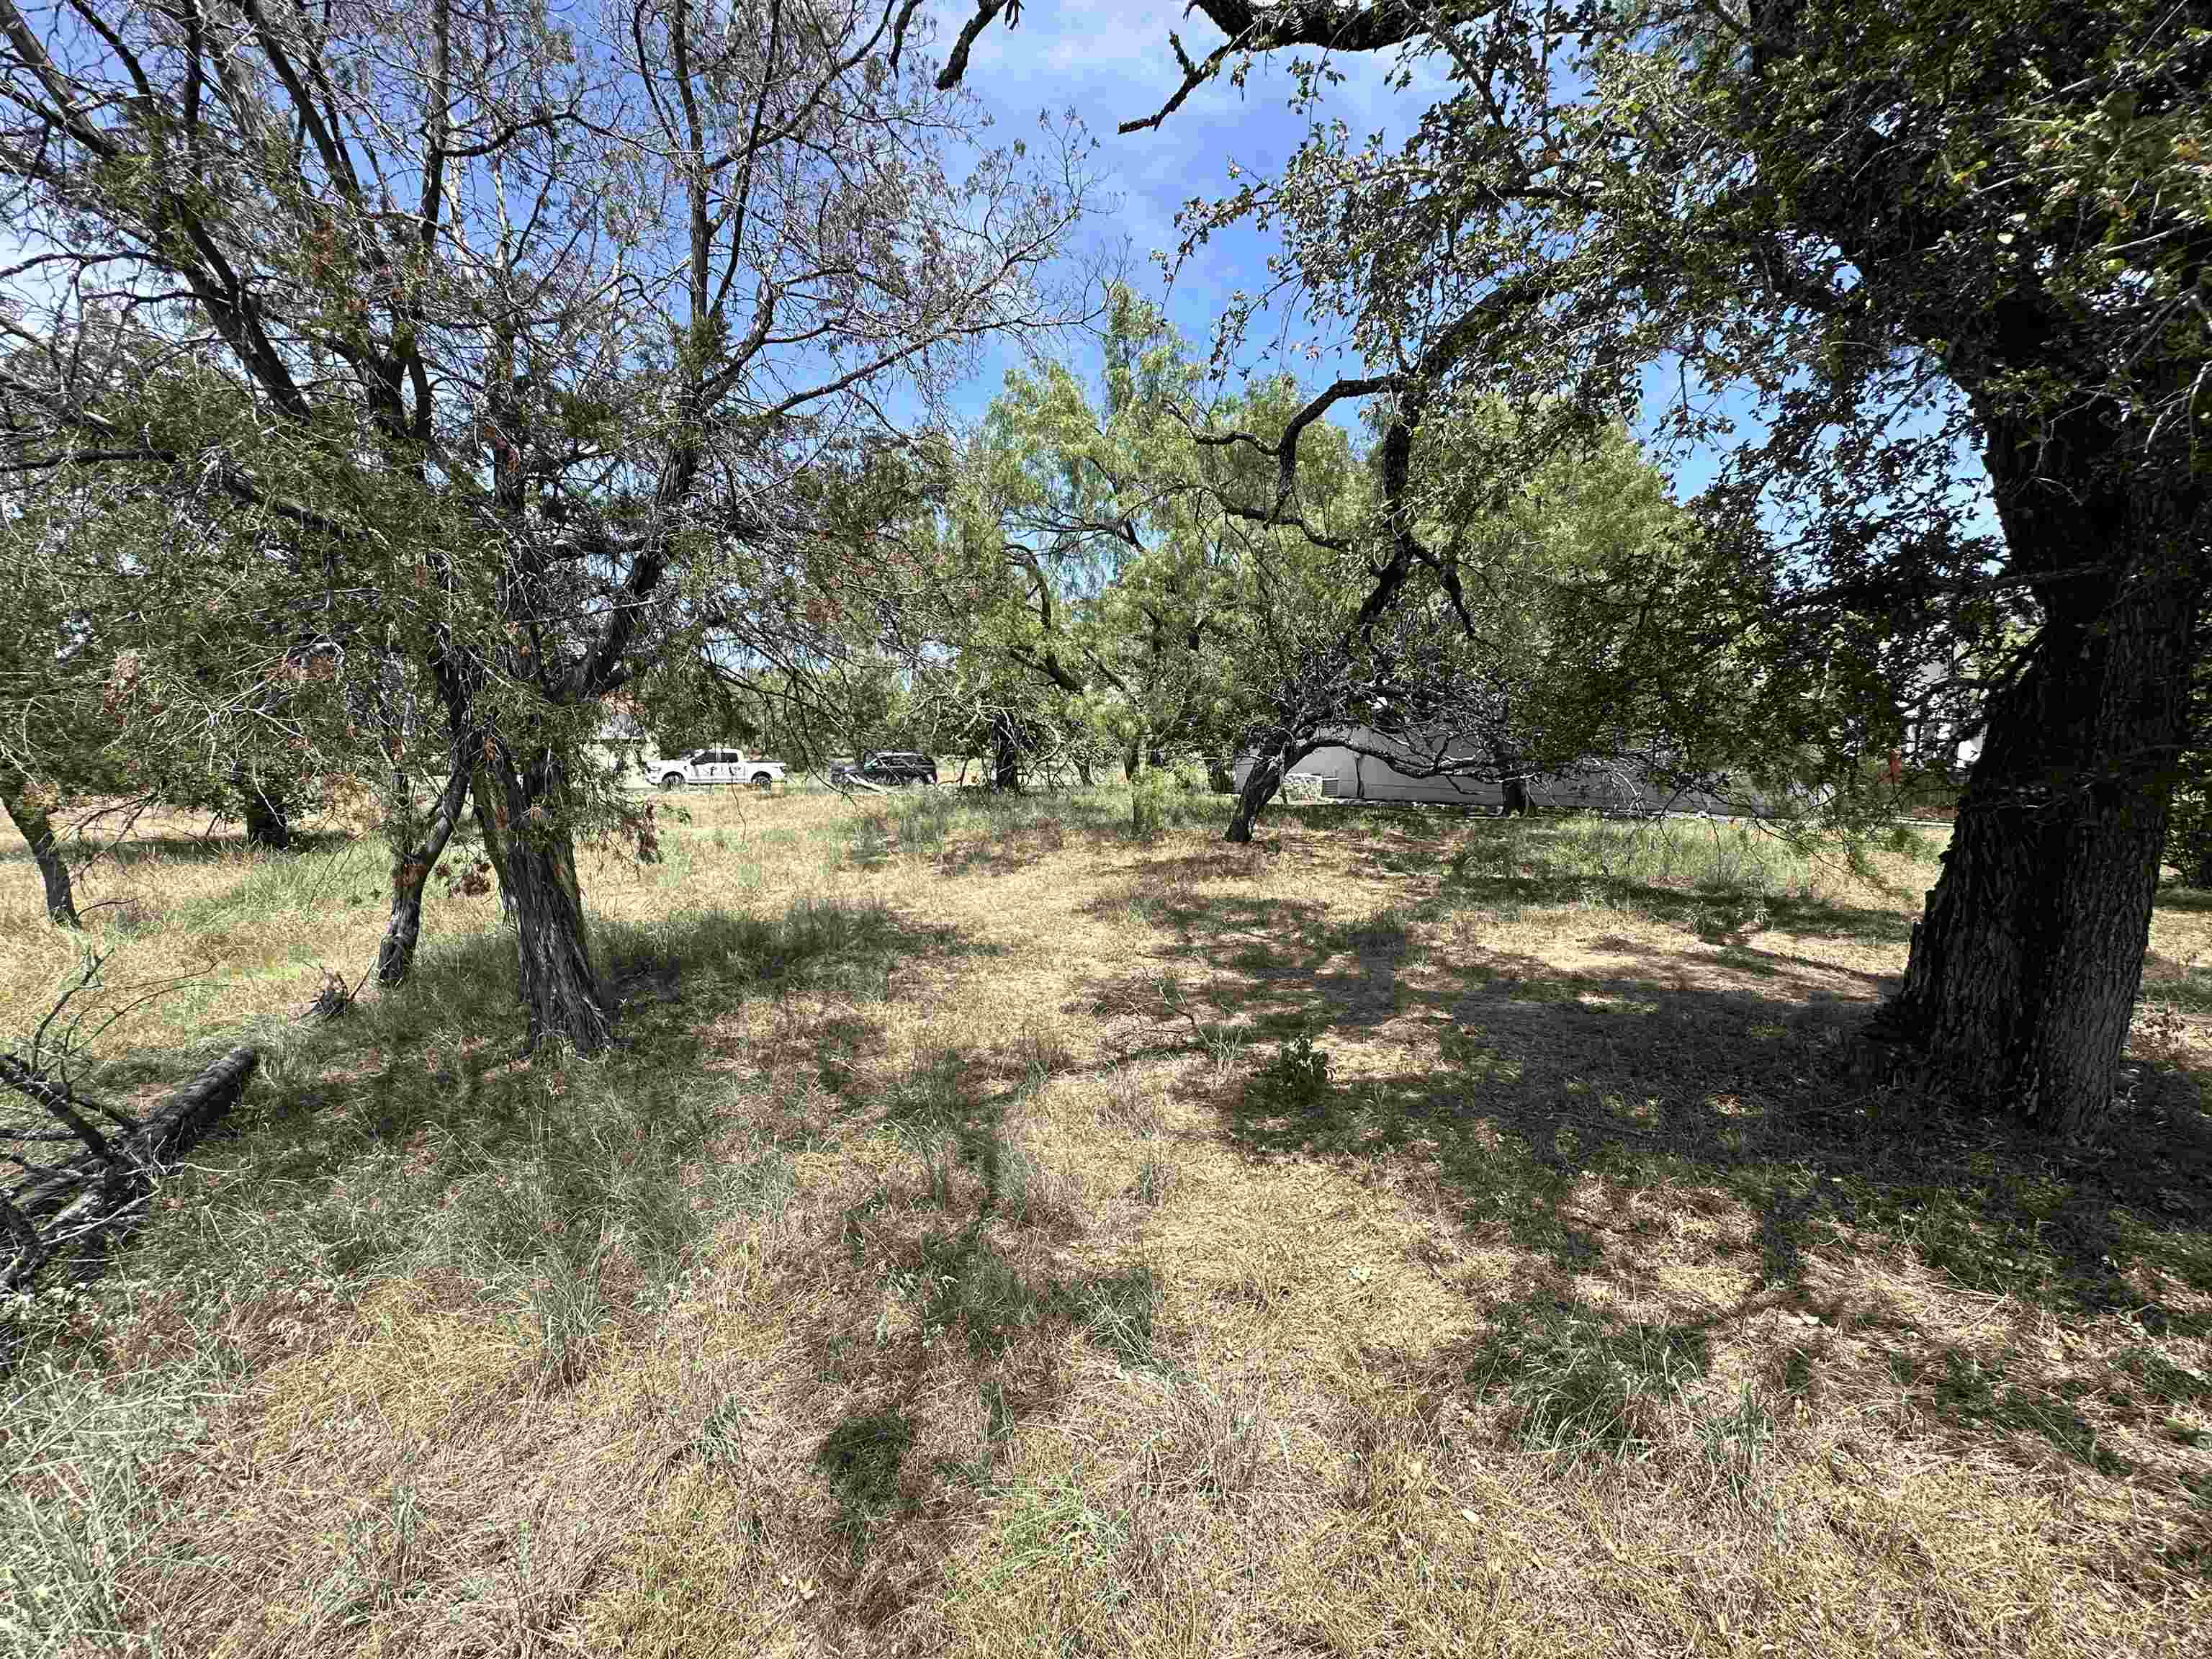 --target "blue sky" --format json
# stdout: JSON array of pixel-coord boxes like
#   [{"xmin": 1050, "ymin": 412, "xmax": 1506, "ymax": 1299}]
[{"xmin": 927, "ymin": 4, "xmax": 1430, "ymax": 411}]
